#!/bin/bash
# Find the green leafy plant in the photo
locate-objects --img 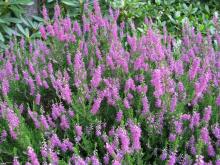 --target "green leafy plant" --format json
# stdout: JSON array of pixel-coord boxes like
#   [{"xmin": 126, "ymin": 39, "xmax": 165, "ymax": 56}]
[
  {"xmin": 109, "ymin": 0, "xmax": 219, "ymax": 37},
  {"xmin": 16, "ymin": 16, "xmax": 44, "ymax": 41},
  {"xmin": 44, "ymin": 0, "xmax": 90, "ymax": 19},
  {"xmin": 44, "ymin": 0, "xmax": 110, "ymax": 20},
  {"xmin": 0, "ymin": 0, "xmax": 43, "ymax": 50}
]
